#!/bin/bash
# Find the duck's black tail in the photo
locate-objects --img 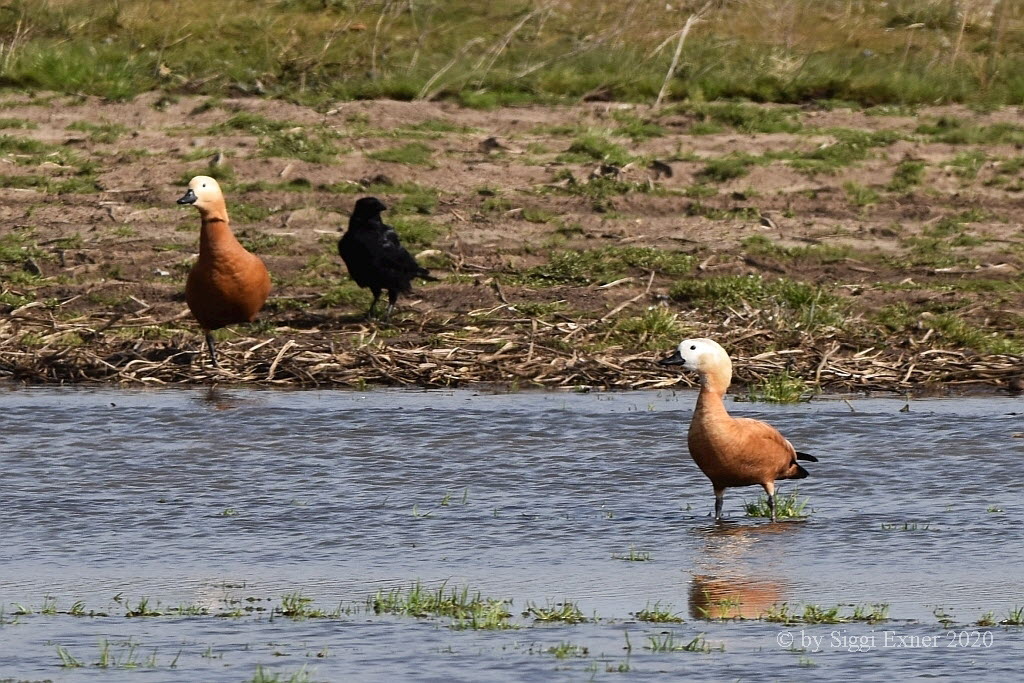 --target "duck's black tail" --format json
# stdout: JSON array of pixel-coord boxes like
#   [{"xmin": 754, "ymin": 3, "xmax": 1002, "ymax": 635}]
[{"xmin": 788, "ymin": 463, "xmax": 810, "ymax": 479}]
